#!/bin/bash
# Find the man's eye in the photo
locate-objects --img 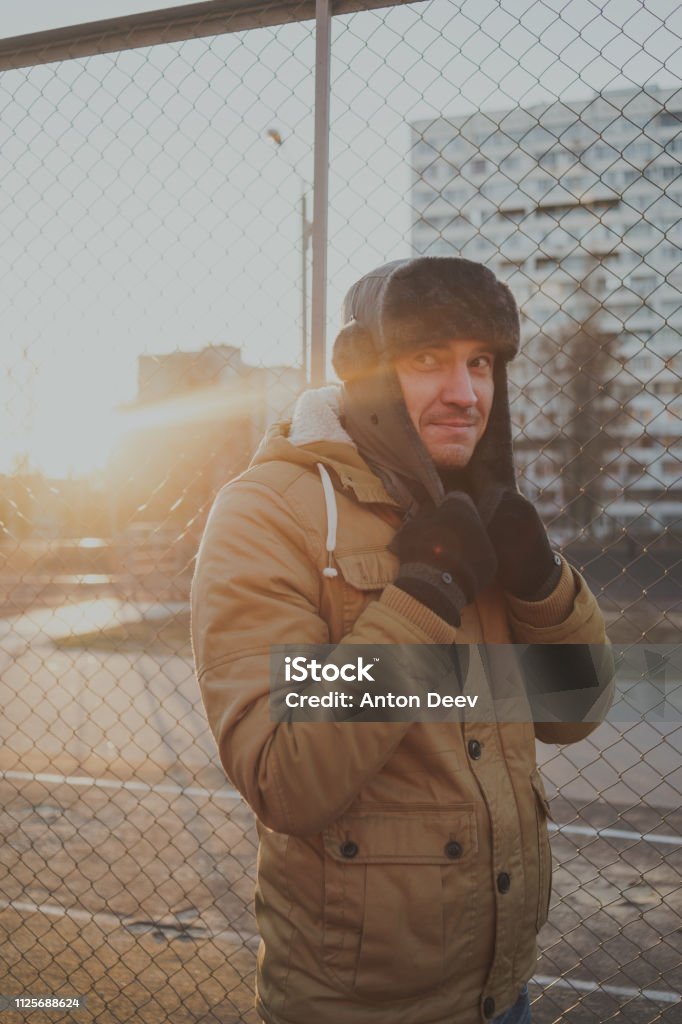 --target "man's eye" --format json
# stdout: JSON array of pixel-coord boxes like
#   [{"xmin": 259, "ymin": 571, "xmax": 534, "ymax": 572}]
[
  {"xmin": 412, "ymin": 352, "xmax": 439, "ymax": 368},
  {"xmin": 471, "ymin": 355, "xmax": 493, "ymax": 369}
]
